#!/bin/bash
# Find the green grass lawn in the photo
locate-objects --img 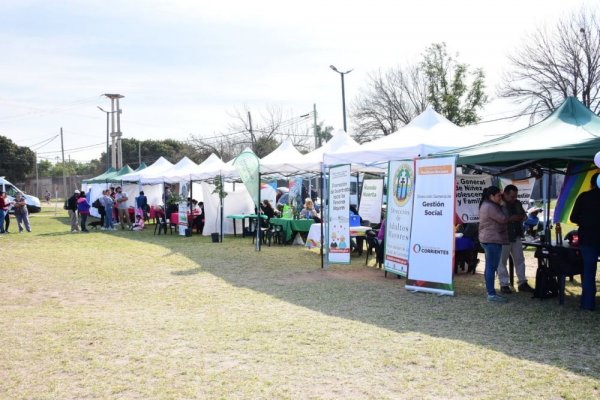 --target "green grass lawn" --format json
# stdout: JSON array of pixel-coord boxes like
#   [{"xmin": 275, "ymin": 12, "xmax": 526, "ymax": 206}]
[{"xmin": 1, "ymin": 207, "xmax": 599, "ymax": 399}]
